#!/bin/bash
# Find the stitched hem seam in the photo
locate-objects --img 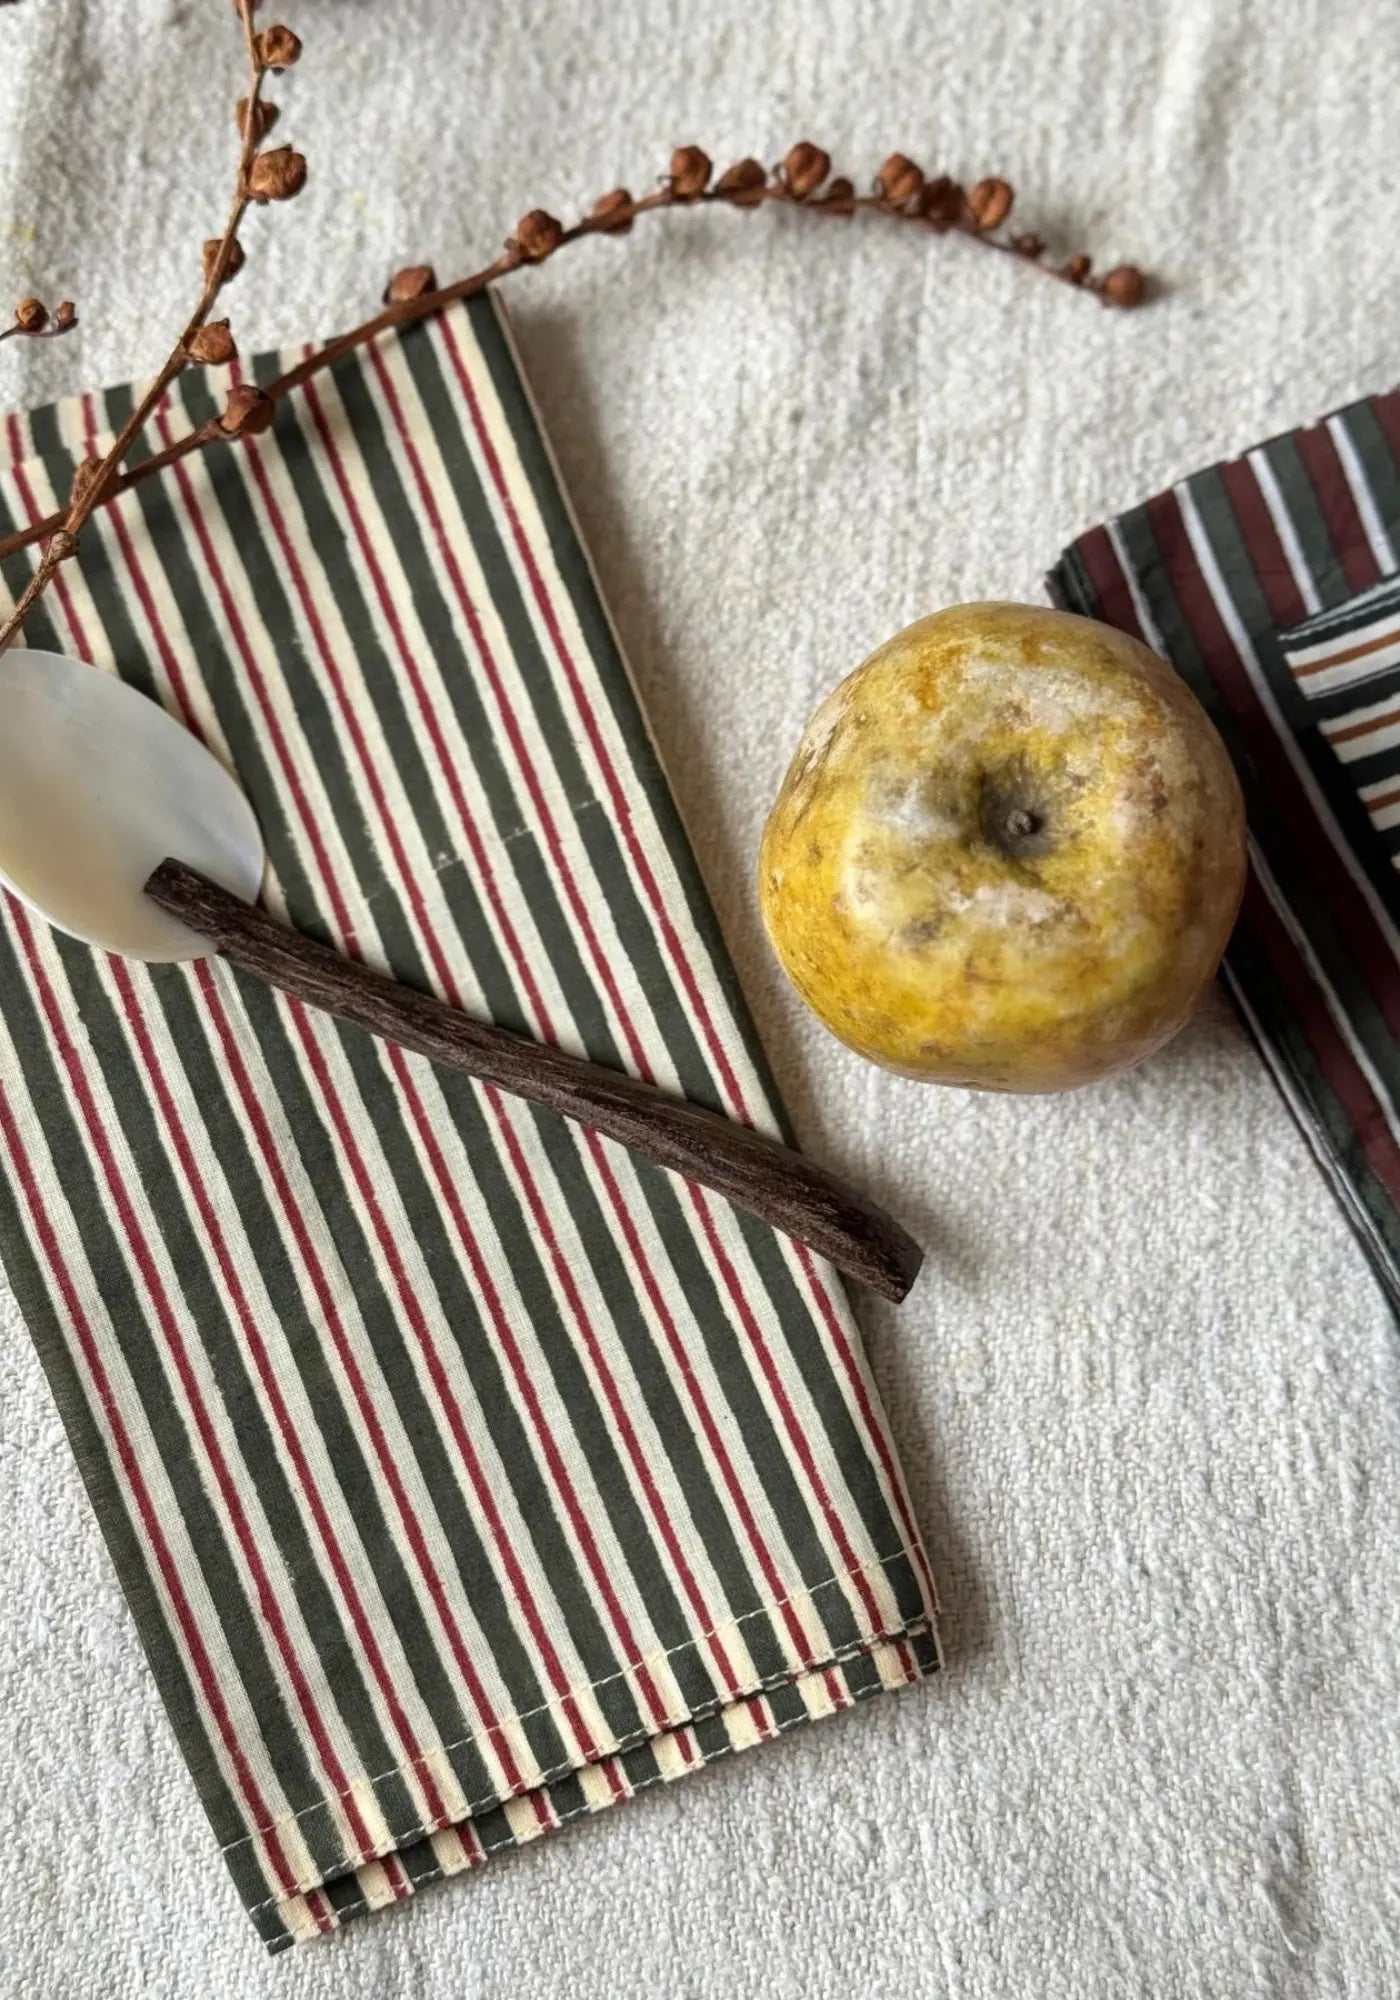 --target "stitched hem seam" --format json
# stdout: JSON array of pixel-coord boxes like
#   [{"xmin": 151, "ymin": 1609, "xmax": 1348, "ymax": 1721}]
[
  {"xmin": 228, "ymin": 1550, "xmax": 930, "ymax": 1899},
  {"xmin": 263, "ymin": 1621, "xmax": 934, "ymax": 1948}
]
